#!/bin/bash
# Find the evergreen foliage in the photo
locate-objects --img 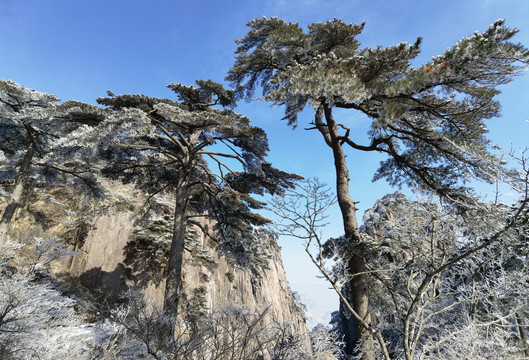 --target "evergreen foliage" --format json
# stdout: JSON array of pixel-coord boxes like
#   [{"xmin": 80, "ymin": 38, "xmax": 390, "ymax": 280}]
[
  {"xmin": 0, "ymin": 80, "xmax": 109, "ymax": 244},
  {"xmin": 228, "ymin": 17, "xmax": 528, "ymax": 203}
]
